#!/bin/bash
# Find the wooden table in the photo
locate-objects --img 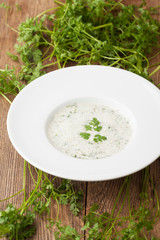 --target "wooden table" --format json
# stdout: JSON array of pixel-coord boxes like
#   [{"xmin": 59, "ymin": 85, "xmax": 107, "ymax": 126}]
[{"xmin": 0, "ymin": 0, "xmax": 160, "ymax": 239}]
